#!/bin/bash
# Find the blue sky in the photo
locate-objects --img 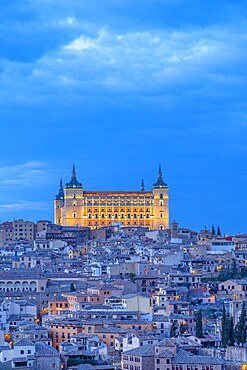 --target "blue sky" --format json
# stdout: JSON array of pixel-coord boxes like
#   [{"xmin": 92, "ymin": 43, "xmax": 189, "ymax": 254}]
[{"xmin": 0, "ymin": 0, "xmax": 246, "ymax": 233}]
